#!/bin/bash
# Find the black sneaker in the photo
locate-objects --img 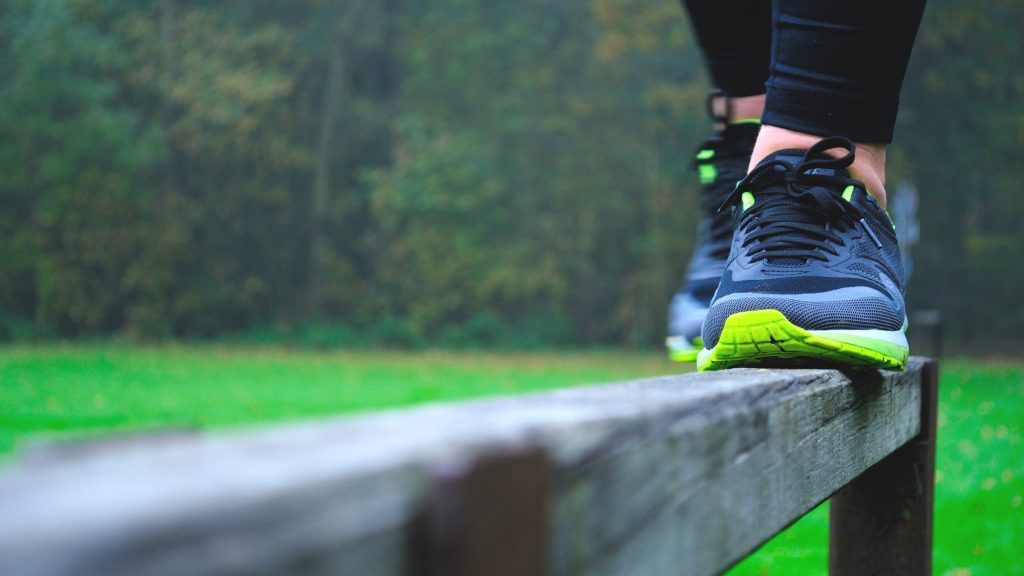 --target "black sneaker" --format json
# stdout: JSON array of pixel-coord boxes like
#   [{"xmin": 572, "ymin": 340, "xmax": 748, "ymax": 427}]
[
  {"xmin": 698, "ymin": 137, "xmax": 909, "ymax": 371},
  {"xmin": 667, "ymin": 121, "xmax": 759, "ymax": 361}
]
